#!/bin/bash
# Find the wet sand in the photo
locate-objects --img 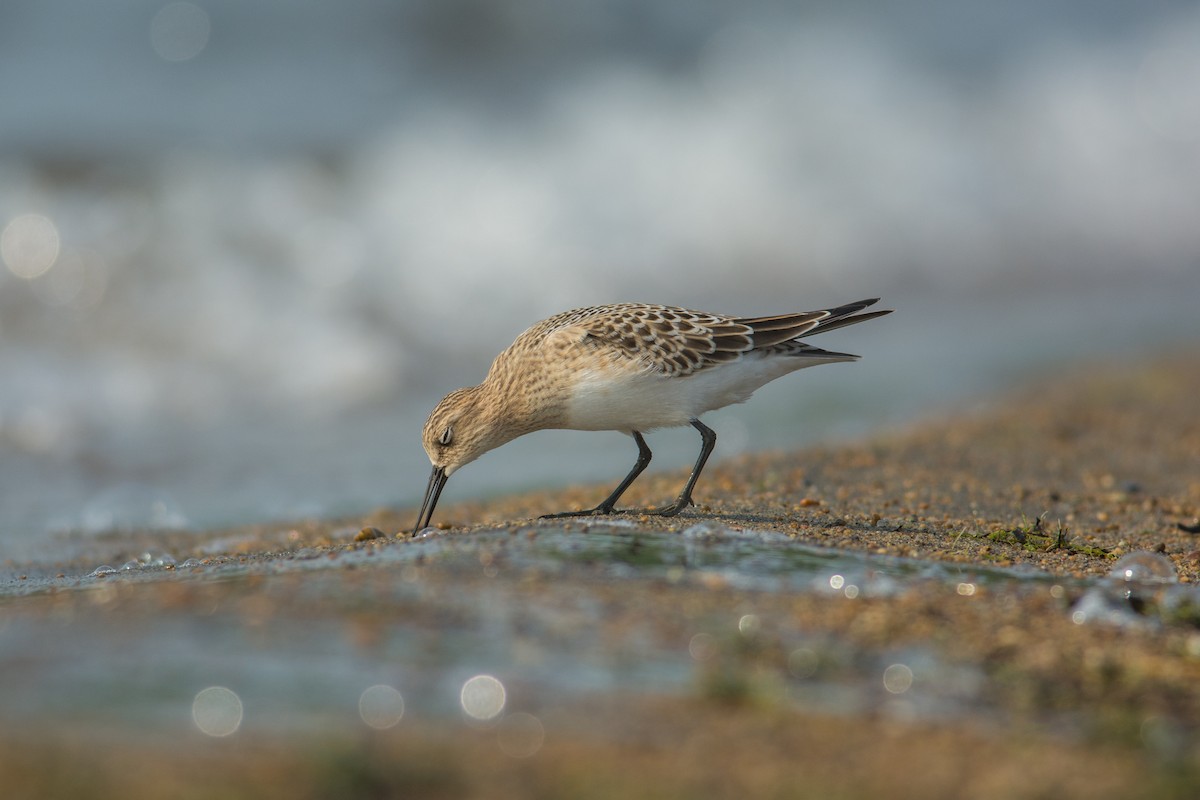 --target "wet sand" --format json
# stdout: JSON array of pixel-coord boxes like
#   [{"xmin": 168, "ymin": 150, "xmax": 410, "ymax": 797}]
[{"xmin": 3, "ymin": 350, "xmax": 1200, "ymax": 799}]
